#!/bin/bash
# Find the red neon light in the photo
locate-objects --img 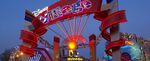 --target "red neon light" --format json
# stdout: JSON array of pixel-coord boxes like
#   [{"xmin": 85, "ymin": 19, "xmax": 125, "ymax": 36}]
[
  {"xmin": 95, "ymin": 10, "xmax": 127, "ymax": 56},
  {"xmin": 64, "ymin": 35, "xmax": 86, "ymax": 43},
  {"xmin": 101, "ymin": 10, "xmax": 127, "ymax": 41},
  {"xmin": 20, "ymin": 30, "xmax": 38, "ymax": 48},
  {"xmin": 105, "ymin": 39, "xmax": 125, "ymax": 56},
  {"xmin": 20, "ymin": 45, "xmax": 36, "ymax": 56},
  {"xmin": 32, "ymin": 18, "xmax": 47, "ymax": 36}
]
